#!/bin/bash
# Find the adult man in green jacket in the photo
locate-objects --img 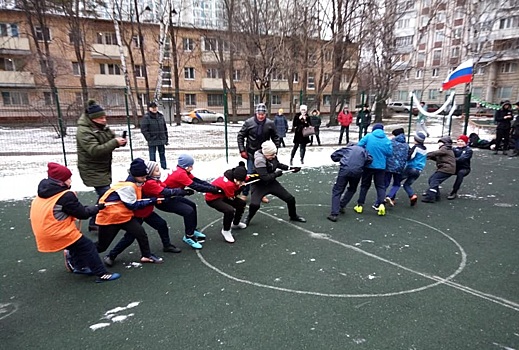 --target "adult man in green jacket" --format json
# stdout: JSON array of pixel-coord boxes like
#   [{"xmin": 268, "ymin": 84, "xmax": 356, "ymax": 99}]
[{"xmin": 76, "ymin": 100, "xmax": 126, "ymax": 231}]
